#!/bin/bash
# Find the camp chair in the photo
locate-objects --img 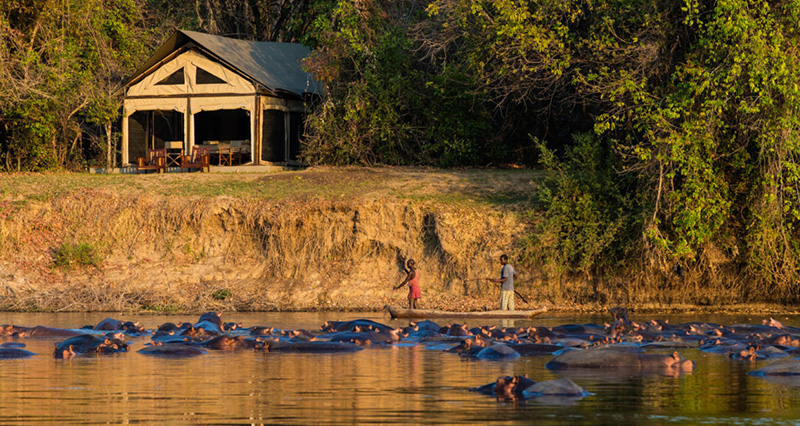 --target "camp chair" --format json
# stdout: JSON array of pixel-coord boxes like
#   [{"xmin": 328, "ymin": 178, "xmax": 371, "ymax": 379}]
[
  {"xmin": 164, "ymin": 140, "xmax": 184, "ymax": 168},
  {"xmin": 219, "ymin": 140, "xmax": 242, "ymax": 166},
  {"xmin": 181, "ymin": 146, "xmax": 211, "ymax": 173},
  {"xmin": 136, "ymin": 149, "xmax": 166, "ymax": 174}
]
